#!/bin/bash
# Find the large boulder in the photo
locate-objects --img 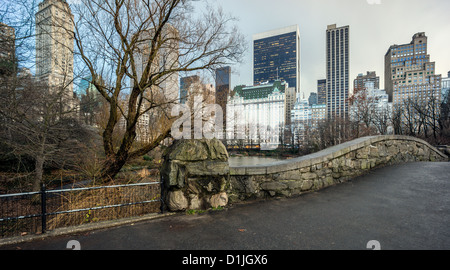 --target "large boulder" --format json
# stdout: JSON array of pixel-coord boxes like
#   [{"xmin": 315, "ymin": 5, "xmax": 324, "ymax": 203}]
[{"xmin": 161, "ymin": 139, "xmax": 230, "ymax": 212}]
